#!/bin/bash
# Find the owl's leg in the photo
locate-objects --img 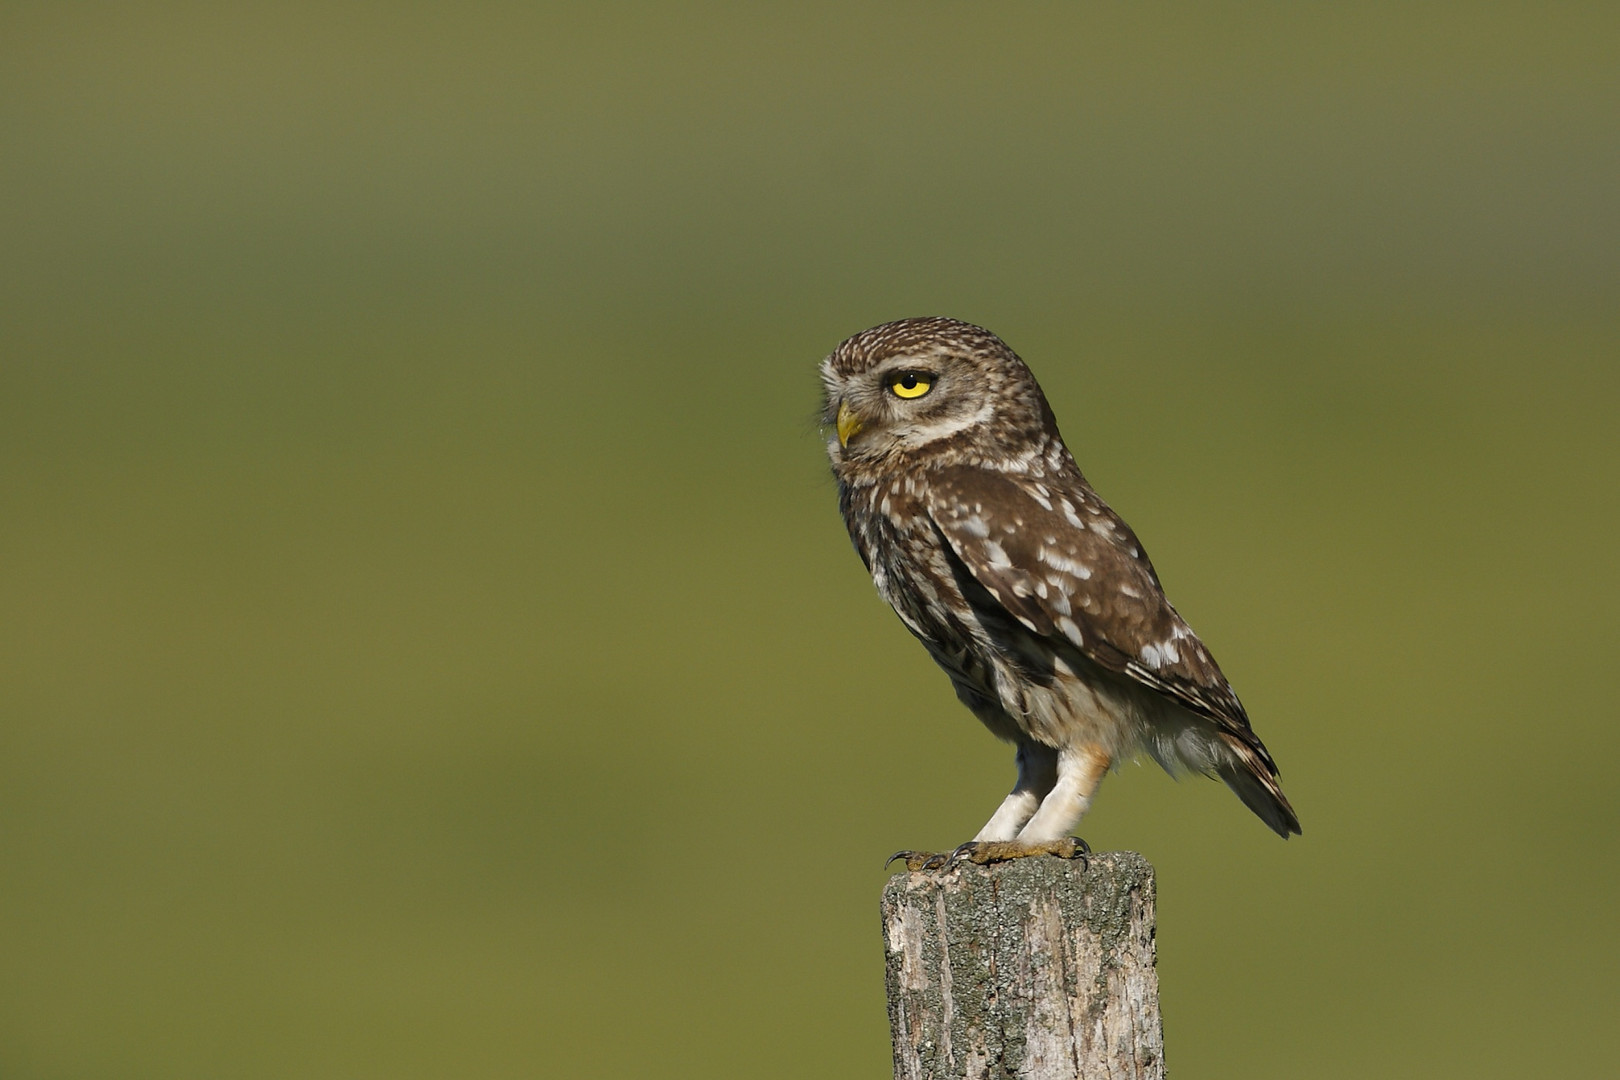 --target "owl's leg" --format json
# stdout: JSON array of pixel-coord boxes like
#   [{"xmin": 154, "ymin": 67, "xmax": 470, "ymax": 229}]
[
  {"xmin": 892, "ymin": 744, "xmax": 1106, "ymax": 872},
  {"xmin": 945, "ymin": 744, "xmax": 1111, "ymax": 865},
  {"xmin": 971, "ymin": 742, "xmax": 1058, "ymax": 842},
  {"xmin": 1016, "ymin": 743, "xmax": 1112, "ymax": 843},
  {"xmin": 887, "ymin": 742, "xmax": 1062, "ymax": 871}
]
